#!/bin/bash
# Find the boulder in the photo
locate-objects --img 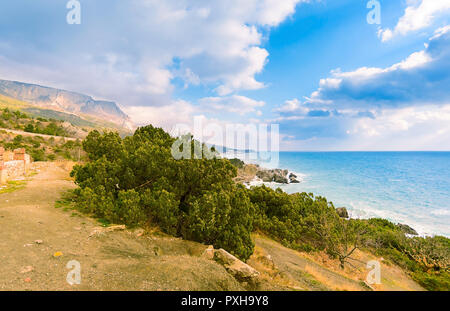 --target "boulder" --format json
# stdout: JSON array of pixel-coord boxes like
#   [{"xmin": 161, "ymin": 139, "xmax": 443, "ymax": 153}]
[
  {"xmin": 336, "ymin": 207, "xmax": 349, "ymax": 218},
  {"xmin": 397, "ymin": 223, "xmax": 418, "ymax": 235},
  {"xmin": 213, "ymin": 249, "xmax": 260, "ymax": 285}
]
